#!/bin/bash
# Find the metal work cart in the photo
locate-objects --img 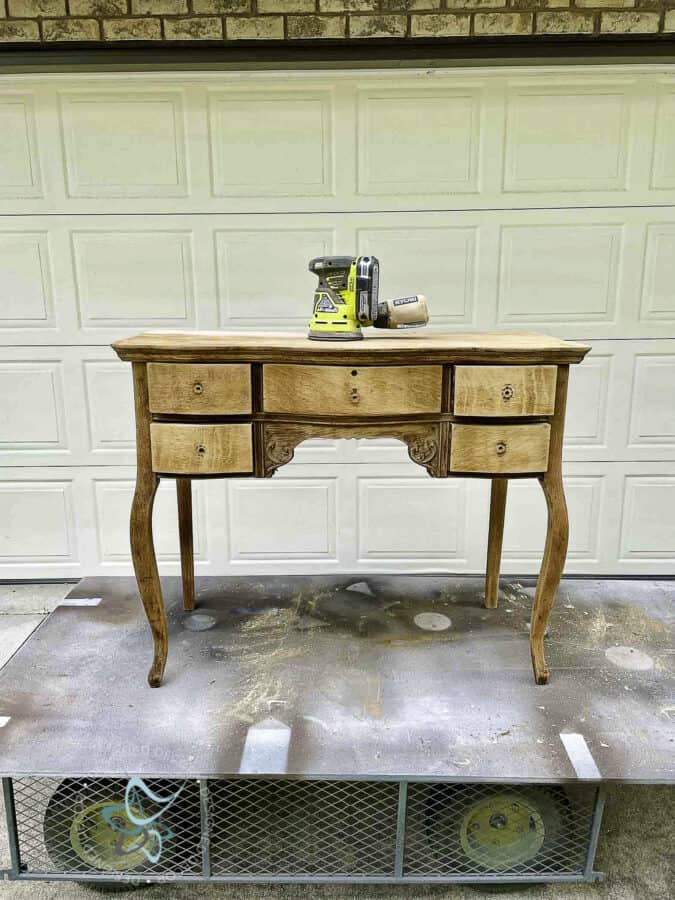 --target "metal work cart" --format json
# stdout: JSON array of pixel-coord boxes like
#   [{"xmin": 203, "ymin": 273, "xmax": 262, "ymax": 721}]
[{"xmin": 1, "ymin": 575, "xmax": 672, "ymax": 887}]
